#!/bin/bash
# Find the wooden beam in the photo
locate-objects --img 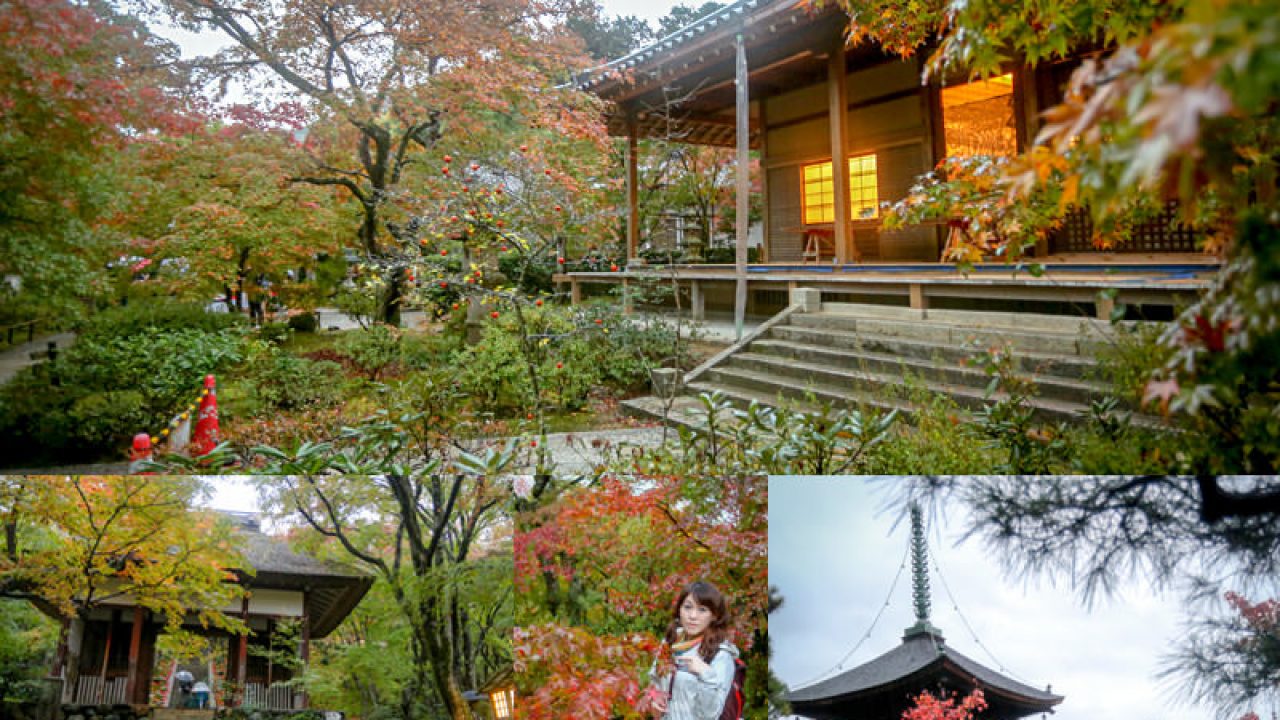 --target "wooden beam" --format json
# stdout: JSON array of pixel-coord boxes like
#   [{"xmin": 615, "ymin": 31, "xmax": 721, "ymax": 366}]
[
  {"xmin": 692, "ymin": 50, "xmax": 815, "ymax": 96},
  {"xmin": 827, "ymin": 43, "xmax": 851, "ymax": 265},
  {"xmin": 125, "ymin": 607, "xmax": 144, "ymax": 704}
]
